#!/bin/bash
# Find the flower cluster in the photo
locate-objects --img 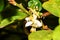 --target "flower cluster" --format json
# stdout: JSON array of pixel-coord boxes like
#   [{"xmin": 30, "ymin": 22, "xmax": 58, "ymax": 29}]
[
  {"xmin": 25, "ymin": 9, "xmax": 42, "ymax": 32},
  {"xmin": 25, "ymin": 15, "xmax": 42, "ymax": 28}
]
